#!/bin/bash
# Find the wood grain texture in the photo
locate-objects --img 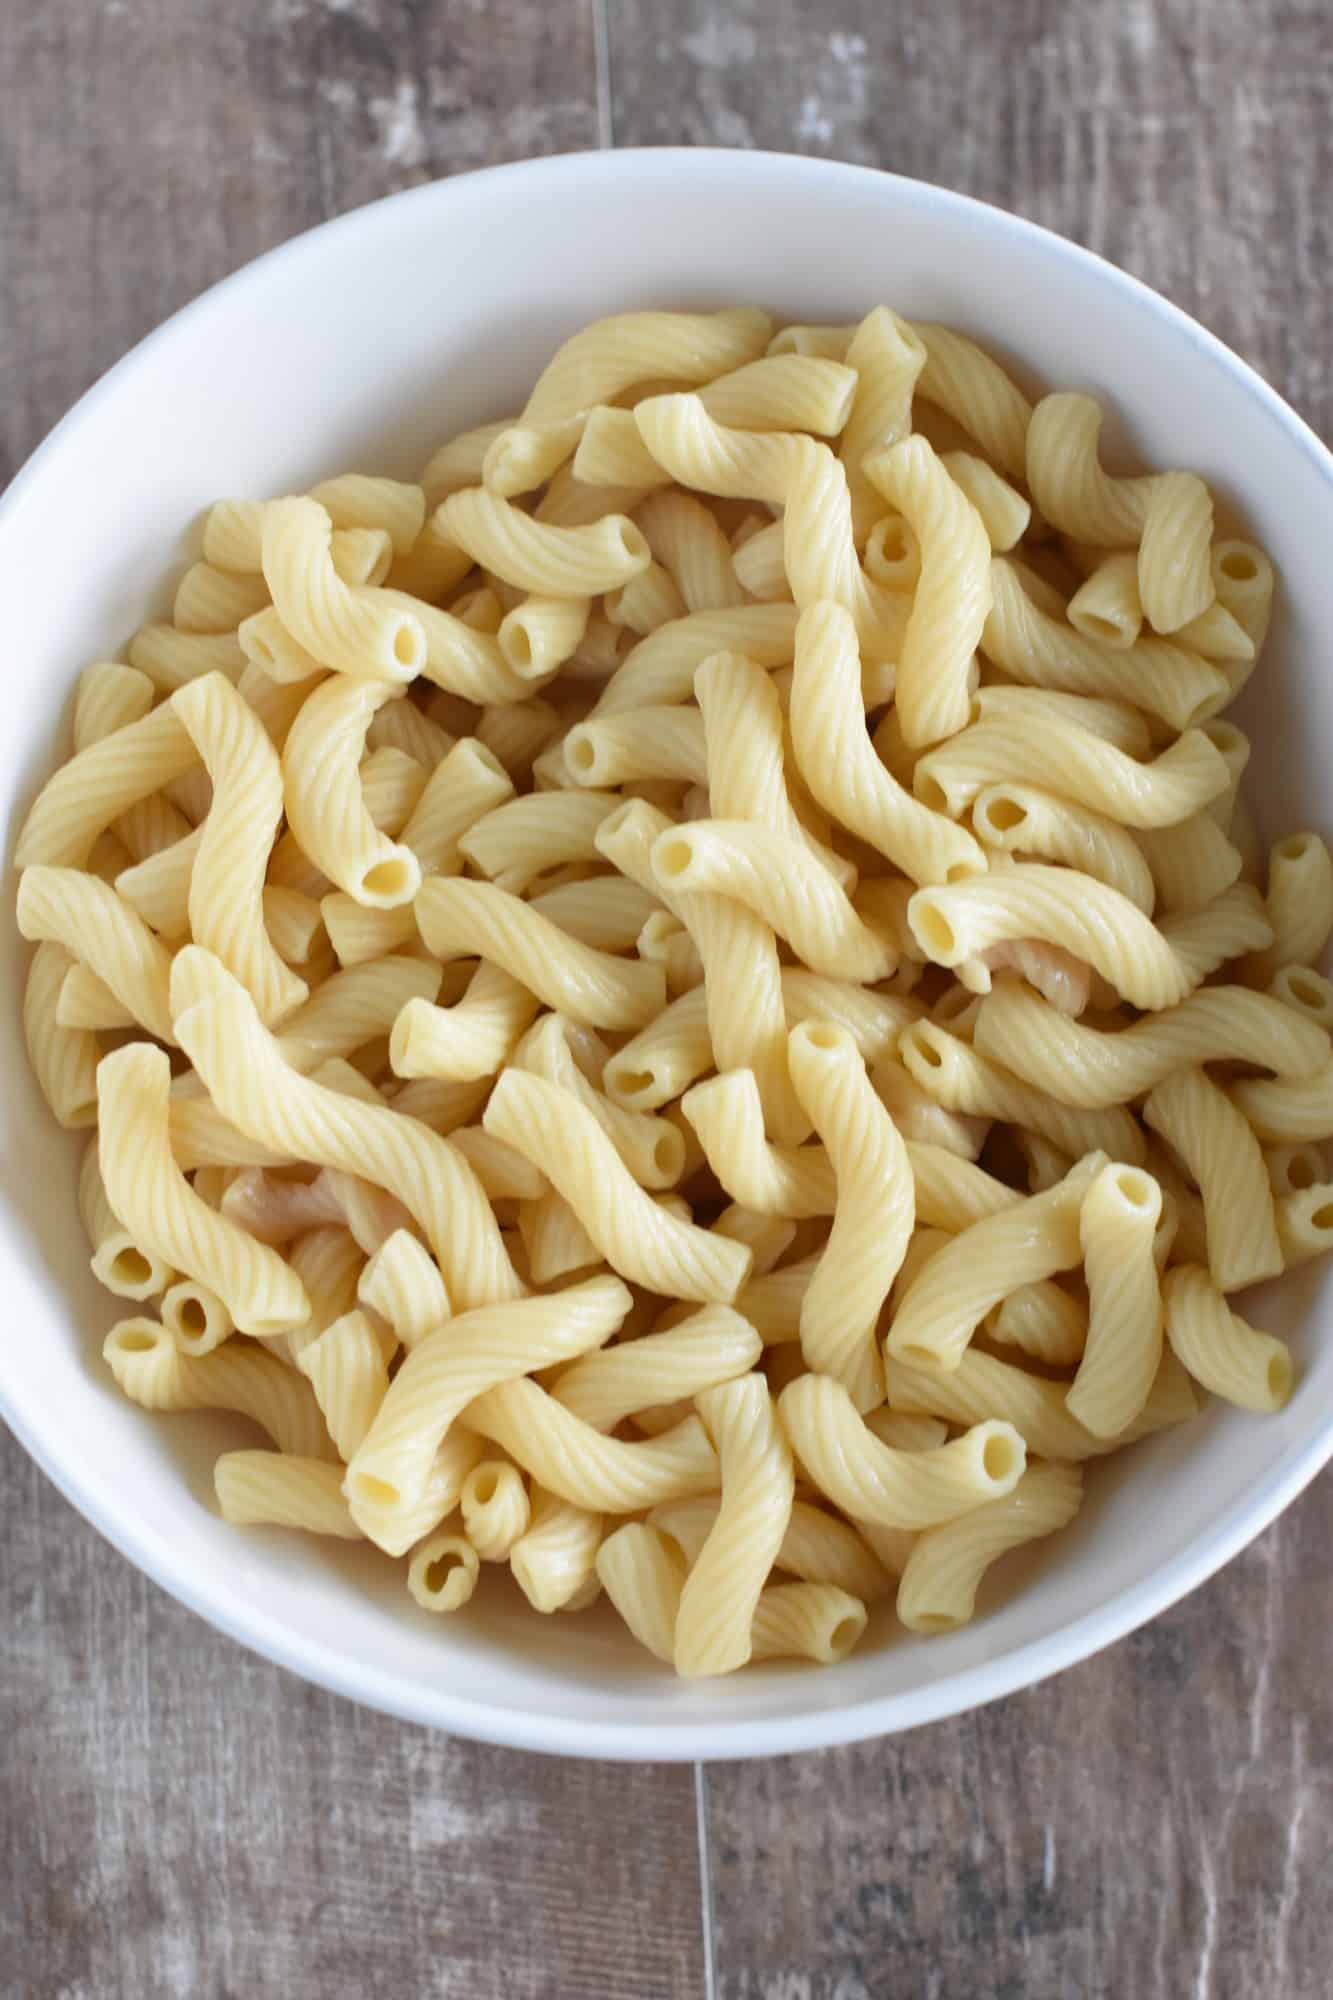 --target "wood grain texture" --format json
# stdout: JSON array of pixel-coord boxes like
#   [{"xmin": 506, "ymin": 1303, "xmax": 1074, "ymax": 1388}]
[{"xmin": 3, "ymin": 1, "xmax": 1333, "ymax": 1997}]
